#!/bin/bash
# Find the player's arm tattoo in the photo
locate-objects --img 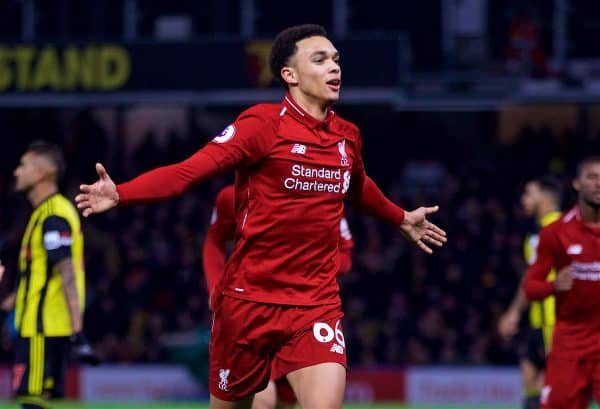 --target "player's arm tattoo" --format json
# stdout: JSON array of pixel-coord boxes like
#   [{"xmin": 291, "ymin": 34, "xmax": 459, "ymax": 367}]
[{"xmin": 57, "ymin": 258, "xmax": 82, "ymax": 333}]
